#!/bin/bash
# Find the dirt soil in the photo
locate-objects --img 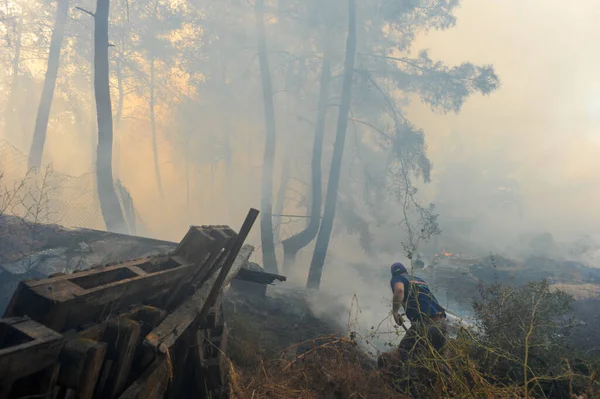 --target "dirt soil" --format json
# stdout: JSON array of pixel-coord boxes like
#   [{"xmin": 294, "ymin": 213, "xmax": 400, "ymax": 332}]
[
  {"xmin": 222, "ymin": 286, "xmax": 342, "ymax": 366},
  {"xmin": 222, "ymin": 285, "xmax": 404, "ymax": 399}
]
